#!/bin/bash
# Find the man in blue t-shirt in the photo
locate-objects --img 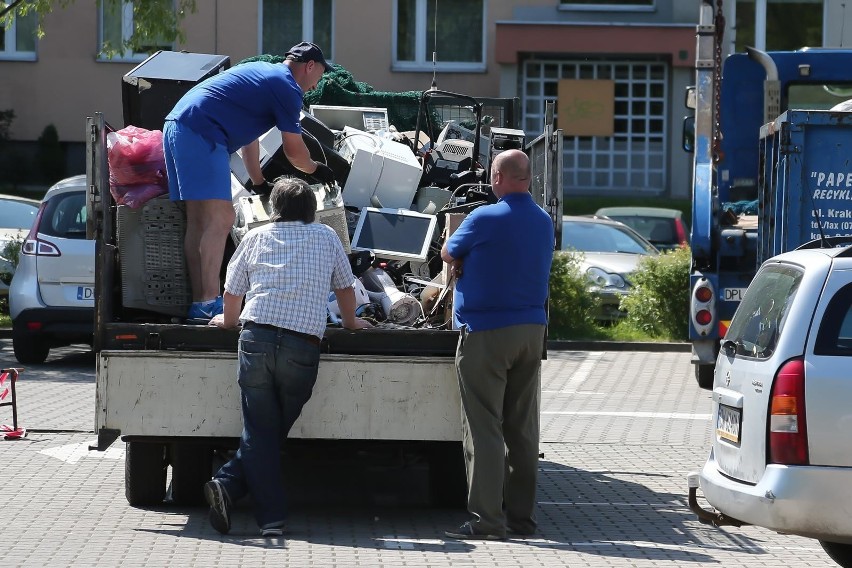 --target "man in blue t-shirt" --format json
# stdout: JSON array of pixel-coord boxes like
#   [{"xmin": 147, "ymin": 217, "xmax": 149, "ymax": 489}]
[
  {"xmin": 441, "ymin": 149, "xmax": 554, "ymax": 541},
  {"xmin": 163, "ymin": 42, "xmax": 336, "ymax": 320}
]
